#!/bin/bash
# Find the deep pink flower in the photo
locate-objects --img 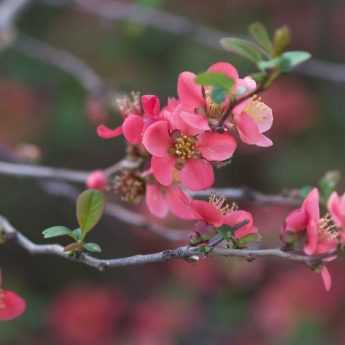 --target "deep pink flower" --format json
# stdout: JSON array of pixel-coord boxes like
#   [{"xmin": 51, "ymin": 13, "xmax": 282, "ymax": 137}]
[
  {"xmin": 328, "ymin": 191, "xmax": 345, "ymax": 228},
  {"xmin": 143, "ymin": 120, "xmax": 236, "ymax": 191},
  {"xmin": 0, "ymin": 273, "xmax": 26, "ymax": 321},
  {"xmin": 97, "ymin": 95, "xmax": 161, "ymax": 144},
  {"xmin": 284, "ymin": 188, "xmax": 339, "ymax": 291},
  {"xmin": 233, "ymin": 97, "xmax": 273, "ymax": 147},
  {"xmin": 86, "ymin": 170, "xmax": 107, "ymax": 191}
]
